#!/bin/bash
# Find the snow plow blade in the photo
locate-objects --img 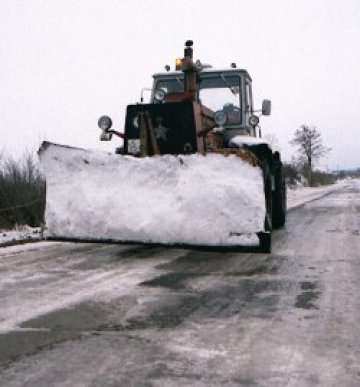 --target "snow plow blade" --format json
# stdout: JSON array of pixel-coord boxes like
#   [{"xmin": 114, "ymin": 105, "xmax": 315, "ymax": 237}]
[{"xmin": 39, "ymin": 142, "xmax": 266, "ymax": 247}]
